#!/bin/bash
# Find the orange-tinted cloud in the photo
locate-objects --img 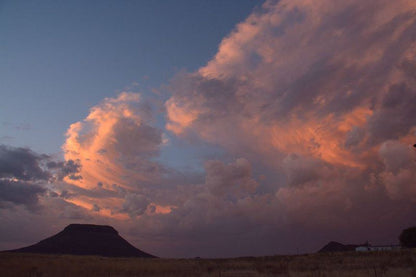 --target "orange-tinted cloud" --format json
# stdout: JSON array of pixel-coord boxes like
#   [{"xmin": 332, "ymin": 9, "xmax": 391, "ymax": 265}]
[
  {"xmin": 63, "ymin": 92, "xmax": 164, "ymax": 189},
  {"xmin": 61, "ymin": 92, "xmax": 169, "ymax": 218},
  {"xmin": 161, "ymin": 0, "xmax": 416, "ymax": 255},
  {"xmin": 166, "ymin": 0, "xmax": 416, "ymax": 176}
]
